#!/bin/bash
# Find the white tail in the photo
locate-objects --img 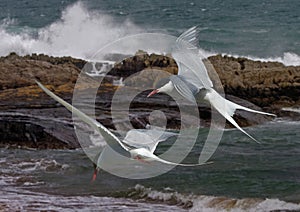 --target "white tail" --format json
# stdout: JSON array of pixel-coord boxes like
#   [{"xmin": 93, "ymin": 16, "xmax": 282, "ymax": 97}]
[{"xmin": 205, "ymin": 89, "xmax": 276, "ymax": 143}]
